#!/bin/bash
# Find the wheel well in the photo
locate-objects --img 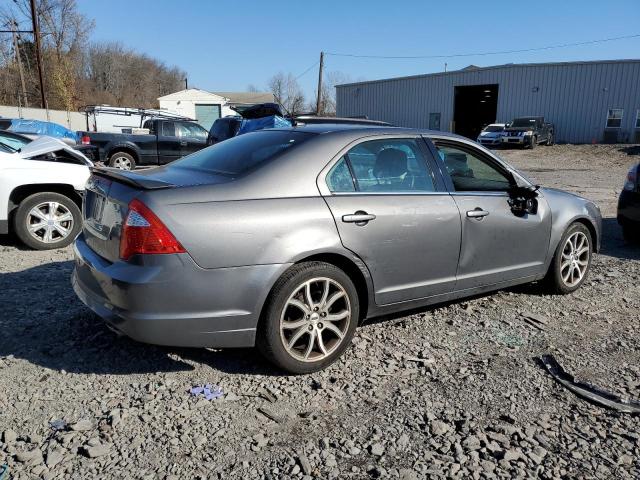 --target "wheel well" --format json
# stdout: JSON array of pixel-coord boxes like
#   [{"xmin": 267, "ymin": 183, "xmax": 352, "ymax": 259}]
[
  {"xmin": 259, "ymin": 253, "xmax": 370, "ymax": 326},
  {"xmin": 573, "ymin": 218, "xmax": 598, "ymax": 251},
  {"xmin": 8, "ymin": 184, "xmax": 82, "ymax": 216},
  {"xmin": 107, "ymin": 147, "xmax": 138, "ymax": 163}
]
